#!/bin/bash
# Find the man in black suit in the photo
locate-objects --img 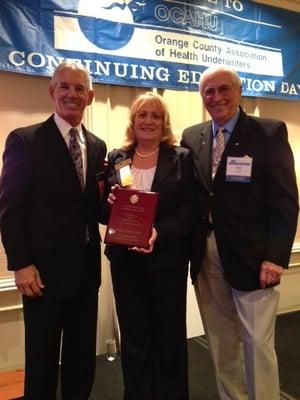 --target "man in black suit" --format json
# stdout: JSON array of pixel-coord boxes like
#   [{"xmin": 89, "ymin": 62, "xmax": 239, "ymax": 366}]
[
  {"xmin": 0, "ymin": 61, "xmax": 107, "ymax": 399},
  {"xmin": 181, "ymin": 66, "xmax": 298, "ymax": 400}
]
